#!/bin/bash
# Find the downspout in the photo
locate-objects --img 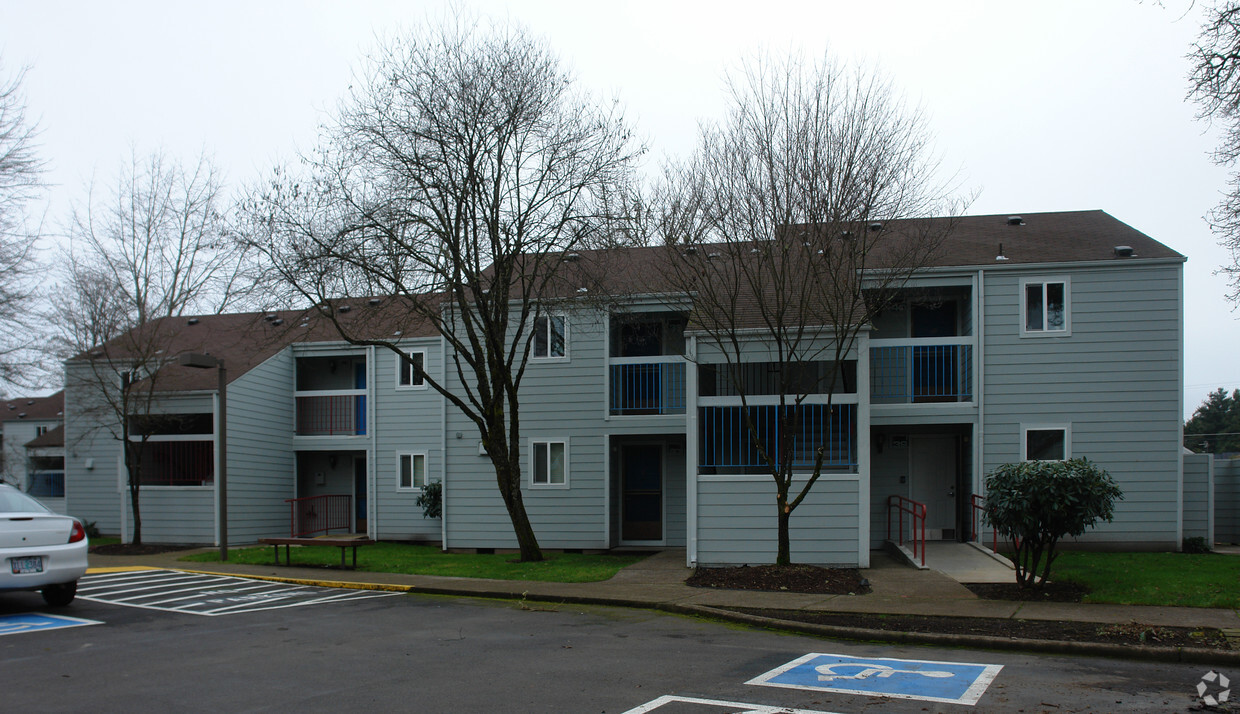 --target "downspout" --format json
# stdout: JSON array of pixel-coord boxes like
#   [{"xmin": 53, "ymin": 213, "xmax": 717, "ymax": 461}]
[
  {"xmin": 602, "ymin": 308, "xmax": 611, "ymax": 548},
  {"xmin": 856, "ymin": 329, "xmax": 871, "ymax": 568},
  {"xmin": 686, "ymin": 335, "xmax": 698, "ymax": 567},
  {"xmin": 368, "ymin": 345, "xmax": 377, "ymax": 539},
  {"xmin": 975, "ymin": 268, "xmax": 986, "ymax": 506}
]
